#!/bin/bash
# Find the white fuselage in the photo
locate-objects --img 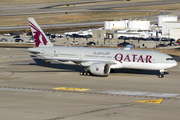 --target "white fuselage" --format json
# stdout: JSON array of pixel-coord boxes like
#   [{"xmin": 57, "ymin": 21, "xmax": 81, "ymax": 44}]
[{"xmin": 29, "ymin": 46, "xmax": 177, "ymax": 71}]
